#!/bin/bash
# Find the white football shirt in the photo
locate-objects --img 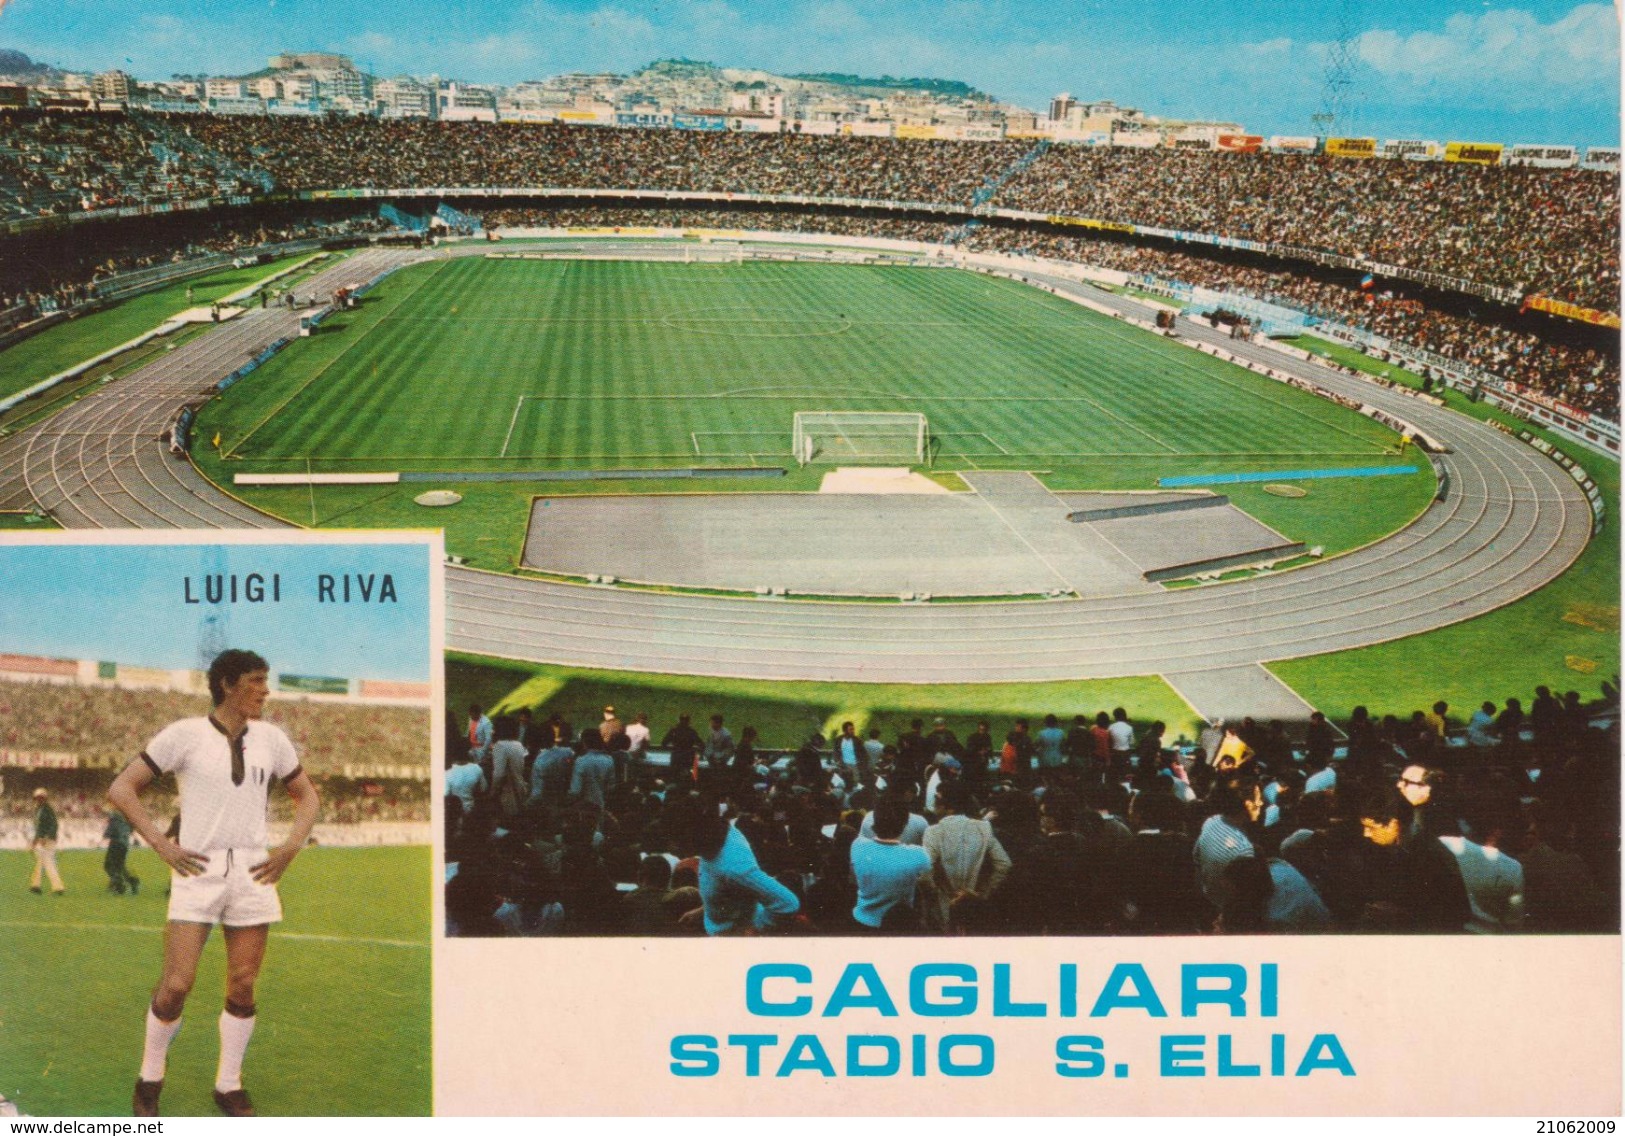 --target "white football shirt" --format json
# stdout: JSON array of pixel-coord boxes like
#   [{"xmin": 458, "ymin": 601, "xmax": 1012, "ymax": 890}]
[{"xmin": 142, "ymin": 716, "xmax": 302, "ymax": 850}]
